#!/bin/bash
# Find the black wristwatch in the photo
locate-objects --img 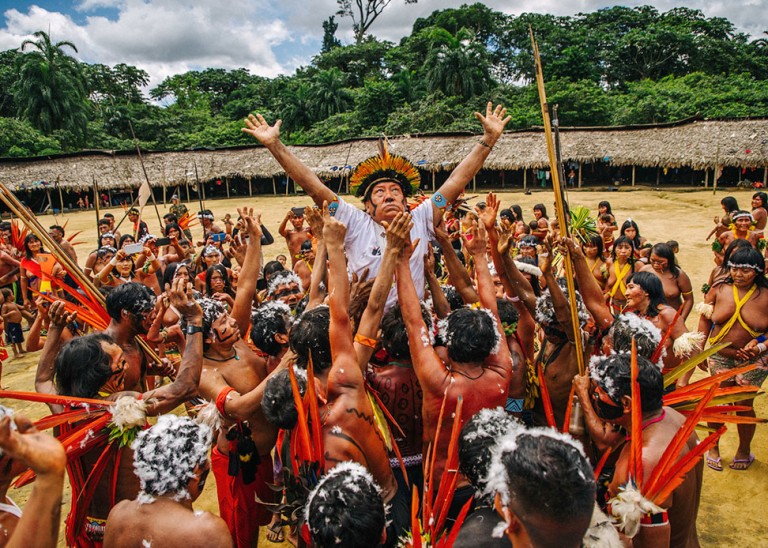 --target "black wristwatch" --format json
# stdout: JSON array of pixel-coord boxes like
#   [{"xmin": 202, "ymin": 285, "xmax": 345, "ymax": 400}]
[{"xmin": 186, "ymin": 324, "xmax": 204, "ymax": 335}]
